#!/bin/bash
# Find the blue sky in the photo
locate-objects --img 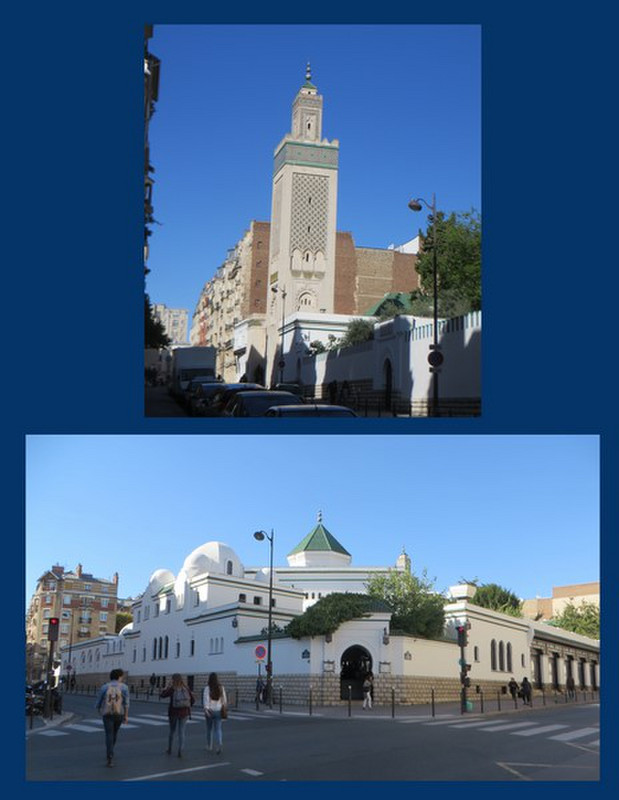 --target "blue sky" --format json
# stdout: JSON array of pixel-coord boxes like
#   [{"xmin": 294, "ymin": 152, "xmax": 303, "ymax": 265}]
[
  {"xmin": 145, "ymin": 24, "xmax": 481, "ymax": 325},
  {"xmin": 26, "ymin": 435, "xmax": 598, "ymax": 605}
]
